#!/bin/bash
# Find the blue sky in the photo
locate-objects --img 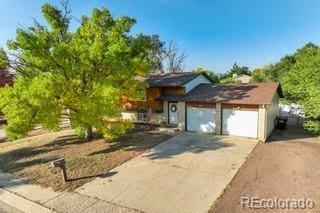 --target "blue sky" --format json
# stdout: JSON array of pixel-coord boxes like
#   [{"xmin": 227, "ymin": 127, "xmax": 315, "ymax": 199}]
[{"xmin": 1, "ymin": 0, "xmax": 320, "ymax": 73}]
